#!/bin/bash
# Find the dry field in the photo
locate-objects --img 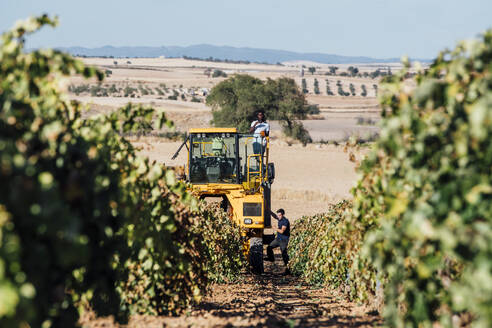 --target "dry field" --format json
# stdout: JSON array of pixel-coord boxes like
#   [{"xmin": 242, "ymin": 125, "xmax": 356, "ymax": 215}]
[{"xmin": 70, "ymin": 56, "xmax": 386, "ymax": 219}]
